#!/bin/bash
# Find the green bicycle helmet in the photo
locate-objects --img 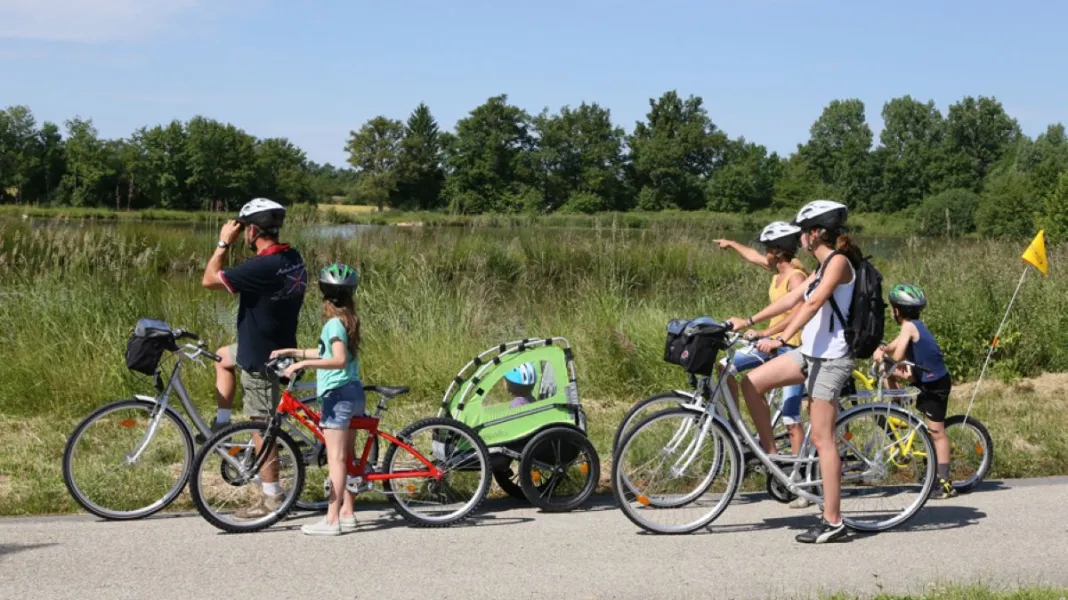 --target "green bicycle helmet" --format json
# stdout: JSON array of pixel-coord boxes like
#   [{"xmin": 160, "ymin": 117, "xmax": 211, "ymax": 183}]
[
  {"xmin": 319, "ymin": 263, "xmax": 359, "ymax": 303},
  {"xmin": 889, "ymin": 283, "xmax": 927, "ymax": 308}
]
